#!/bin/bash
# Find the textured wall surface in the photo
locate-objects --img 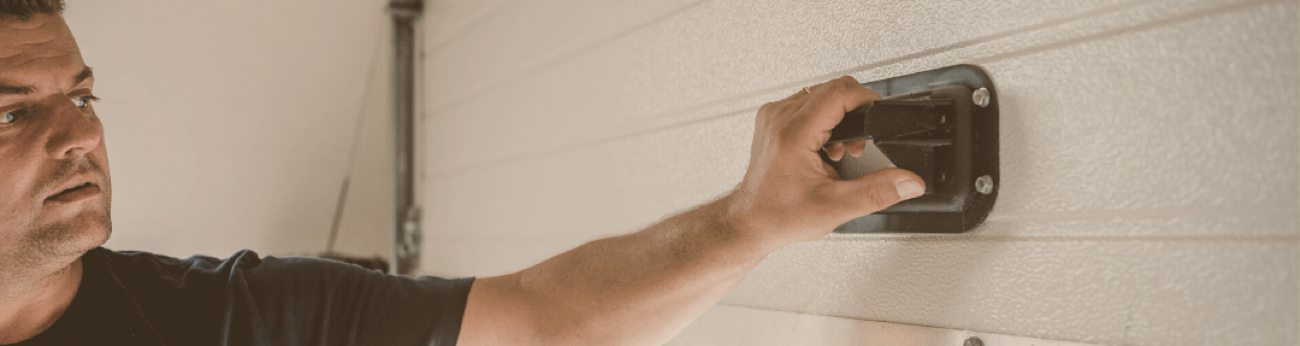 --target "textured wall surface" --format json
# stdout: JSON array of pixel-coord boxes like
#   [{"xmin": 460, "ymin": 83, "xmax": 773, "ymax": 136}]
[
  {"xmin": 64, "ymin": 0, "xmax": 394, "ymax": 258},
  {"xmin": 421, "ymin": 0, "xmax": 1300, "ymax": 344}
]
